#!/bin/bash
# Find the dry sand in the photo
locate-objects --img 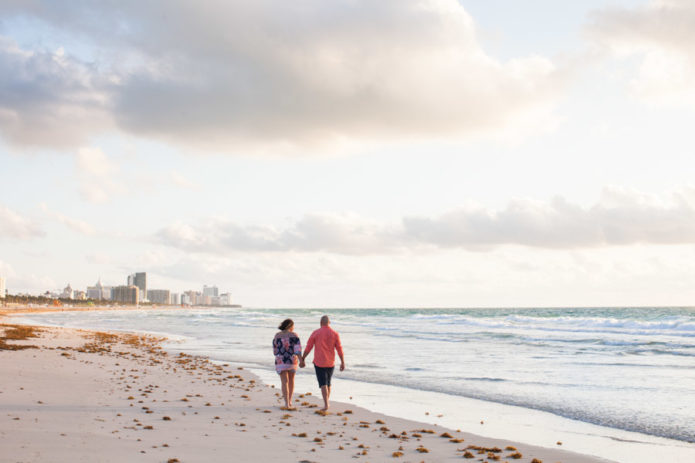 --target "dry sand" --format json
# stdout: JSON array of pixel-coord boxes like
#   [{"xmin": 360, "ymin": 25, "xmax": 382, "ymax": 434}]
[{"xmin": 0, "ymin": 317, "xmax": 614, "ymax": 463}]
